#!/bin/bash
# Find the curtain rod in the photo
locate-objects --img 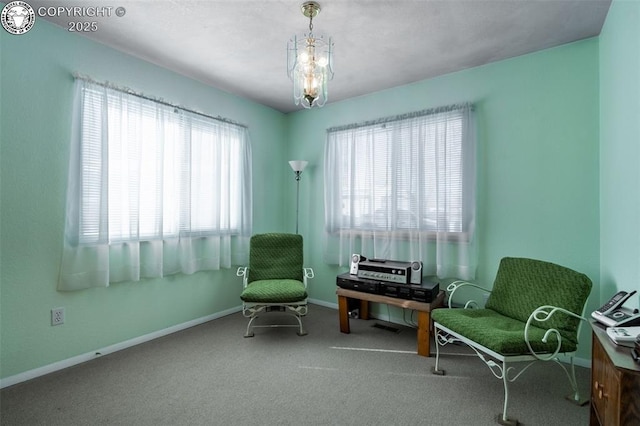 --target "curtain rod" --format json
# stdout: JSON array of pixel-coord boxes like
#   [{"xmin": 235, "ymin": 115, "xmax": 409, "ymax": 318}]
[
  {"xmin": 73, "ymin": 73, "xmax": 248, "ymax": 129},
  {"xmin": 327, "ymin": 102, "xmax": 474, "ymax": 133}
]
